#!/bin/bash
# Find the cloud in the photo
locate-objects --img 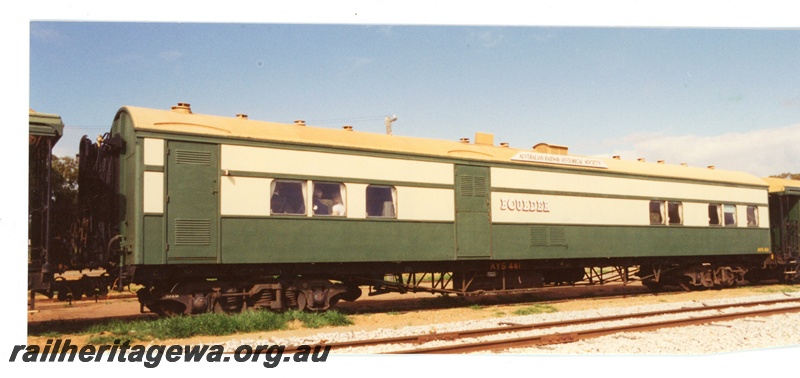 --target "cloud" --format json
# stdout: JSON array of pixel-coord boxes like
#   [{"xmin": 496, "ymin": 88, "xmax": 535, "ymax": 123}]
[
  {"xmin": 601, "ymin": 124, "xmax": 800, "ymax": 177},
  {"xmin": 375, "ymin": 25, "xmax": 395, "ymax": 37},
  {"xmin": 30, "ymin": 24, "xmax": 67, "ymax": 43},
  {"xmin": 783, "ymin": 98, "xmax": 800, "ymax": 108},
  {"xmin": 469, "ymin": 29, "xmax": 505, "ymax": 48}
]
